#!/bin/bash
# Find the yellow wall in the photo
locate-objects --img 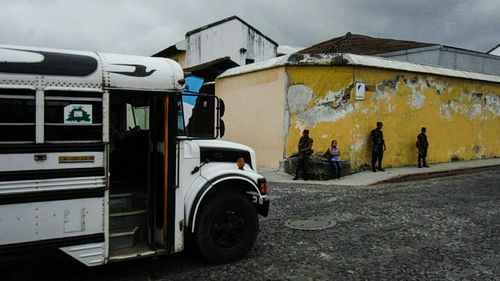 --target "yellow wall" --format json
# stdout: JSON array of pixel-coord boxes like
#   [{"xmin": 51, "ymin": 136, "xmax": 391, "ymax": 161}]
[
  {"xmin": 286, "ymin": 66, "xmax": 500, "ymax": 169},
  {"xmin": 216, "ymin": 67, "xmax": 287, "ymax": 169},
  {"xmin": 285, "ymin": 66, "xmax": 355, "ymax": 160}
]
